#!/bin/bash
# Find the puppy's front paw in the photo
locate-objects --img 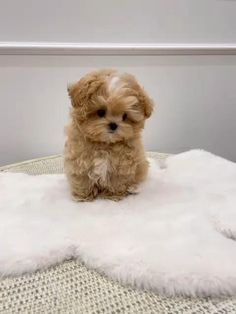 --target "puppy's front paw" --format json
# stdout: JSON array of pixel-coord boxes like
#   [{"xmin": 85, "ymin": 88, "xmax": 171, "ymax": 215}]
[
  {"xmin": 102, "ymin": 194, "xmax": 125, "ymax": 202},
  {"xmin": 127, "ymin": 185, "xmax": 140, "ymax": 195},
  {"xmin": 71, "ymin": 185, "xmax": 99, "ymax": 202},
  {"xmin": 71, "ymin": 191, "xmax": 95, "ymax": 202},
  {"xmin": 72, "ymin": 194, "xmax": 94, "ymax": 202}
]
